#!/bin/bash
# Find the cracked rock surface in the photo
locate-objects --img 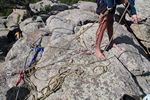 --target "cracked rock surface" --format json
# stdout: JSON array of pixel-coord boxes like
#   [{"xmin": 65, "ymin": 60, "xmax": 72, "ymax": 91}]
[{"xmin": 0, "ymin": 0, "xmax": 150, "ymax": 100}]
